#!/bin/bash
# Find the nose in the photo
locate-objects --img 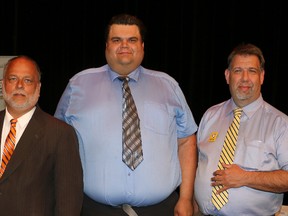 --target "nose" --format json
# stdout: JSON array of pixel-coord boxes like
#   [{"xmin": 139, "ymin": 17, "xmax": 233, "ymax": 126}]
[
  {"xmin": 16, "ymin": 79, "xmax": 24, "ymax": 88},
  {"xmin": 120, "ymin": 39, "xmax": 129, "ymax": 47},
  {"xmin": 241, "ymin": 70, "xmax": 249, "ymax": 80}
]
